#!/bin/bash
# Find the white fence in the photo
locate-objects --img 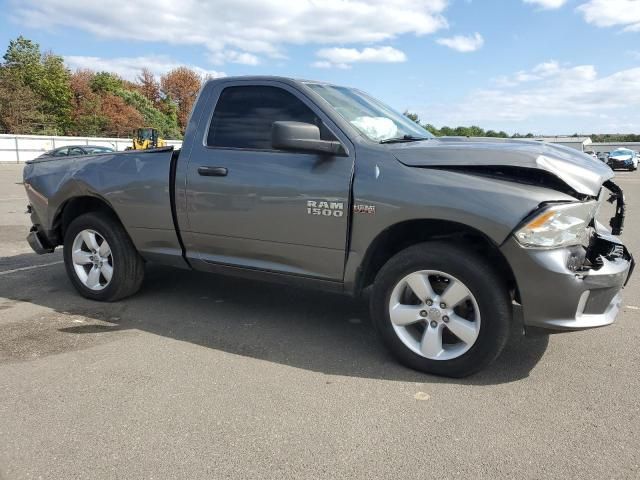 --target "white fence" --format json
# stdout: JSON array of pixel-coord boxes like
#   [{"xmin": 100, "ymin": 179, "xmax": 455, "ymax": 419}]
[
  {"xmin": 0, "ymin": 134, "xmax": 183, "ymax": 163},
  {"xmin": 3, "ymin": 134, "xmax": 637, "ymax": 163}
]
